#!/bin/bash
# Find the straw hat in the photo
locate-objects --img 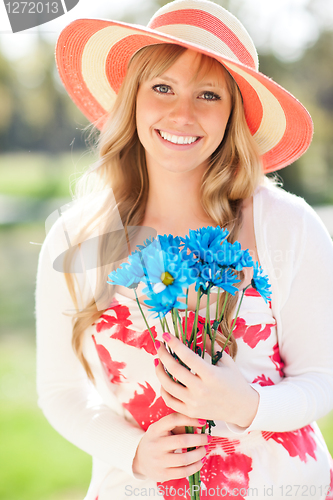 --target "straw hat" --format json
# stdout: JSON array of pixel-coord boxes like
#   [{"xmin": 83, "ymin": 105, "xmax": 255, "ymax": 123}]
[{"xmin": 55, "ymin": 0, "xmax": 313, "ymax": 173}]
